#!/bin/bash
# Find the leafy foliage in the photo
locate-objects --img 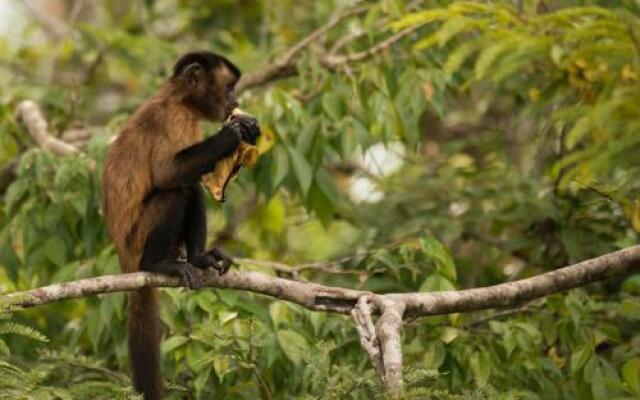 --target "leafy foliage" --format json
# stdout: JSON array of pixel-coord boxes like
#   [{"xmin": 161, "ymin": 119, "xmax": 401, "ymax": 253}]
[
  {"xmin": 0, "ymin": 0, "xmax": 639, "ymax": 399},
  {"xmin": 395, "ymin": 1, "xmax": 640, "ymax": 230}
]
